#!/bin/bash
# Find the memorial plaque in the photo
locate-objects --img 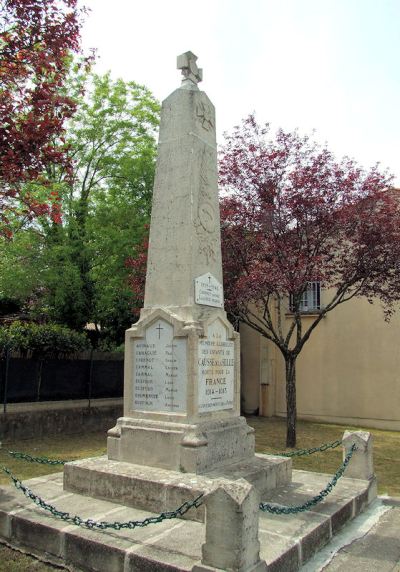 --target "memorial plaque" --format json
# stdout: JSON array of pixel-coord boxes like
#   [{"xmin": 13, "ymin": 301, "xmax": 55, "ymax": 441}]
[
  {"xmin": 195, "ymin": 272, "xmax": 223, "ymax": 308},
  {"xmin": 133, "ymin": 319, "xmax": 186, "ymax": 412},
  {"xmin": 198, "ymin": 319, "xmax": 234, "ymax": 412}
]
